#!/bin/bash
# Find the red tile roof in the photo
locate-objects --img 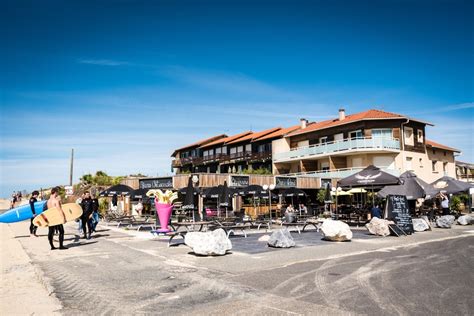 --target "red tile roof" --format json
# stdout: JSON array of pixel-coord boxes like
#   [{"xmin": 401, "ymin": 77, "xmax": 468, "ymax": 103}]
[
  {"xmin": 171, "ymin": 134, "xmax": 227, "ymax": 156},
  {"xmin": 253, "ymin": 125, "xmax": 301, "ymax": 141},
  {"xmin": 287, "ymin": 109, "xmax": 406, "ymax": 137},
  {"xmin": 226, "ymin": 127, "xmax": 281, "ymax": 144},
  {"xmin": 200, "ymin": 131, "xmax": 253, "ymax": 148},
  {"xmin": 425, "ymin": 139, "xmax": 460, "ymax": 153}
]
